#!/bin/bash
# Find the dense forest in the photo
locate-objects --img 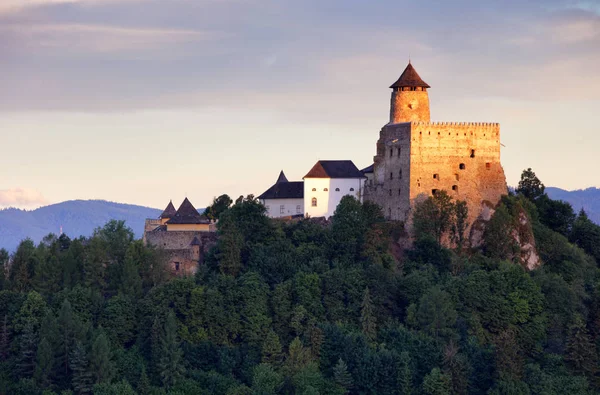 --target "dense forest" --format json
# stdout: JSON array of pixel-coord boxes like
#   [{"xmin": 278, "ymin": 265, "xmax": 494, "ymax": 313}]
[{"xmin": 1, "ymin": 169, "xmax": 600, "ymax": 395}]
